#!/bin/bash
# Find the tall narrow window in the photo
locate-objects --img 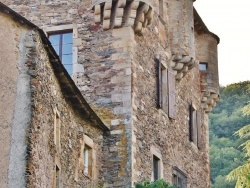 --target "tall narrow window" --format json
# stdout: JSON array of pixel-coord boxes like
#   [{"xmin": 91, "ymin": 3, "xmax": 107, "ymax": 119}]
[
  {"xmin": 84, "ymin": 145, "xmax": 92, "ymax": 177},
  {"xmin": 49, "ymin": 32, "xmax": 73, "ymax": 75},
  {"xmin": 54, "ymin": 112, "xmax": 60, "ymax": 153},
  {"xmin": 153, "ymin": 155, "xmax": 160, "ymax": 181},
  {"xmin": 189, "ymin": 104, "xmax": 202, "ymax": 148}
]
